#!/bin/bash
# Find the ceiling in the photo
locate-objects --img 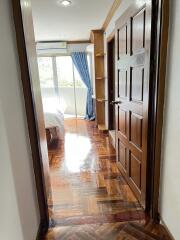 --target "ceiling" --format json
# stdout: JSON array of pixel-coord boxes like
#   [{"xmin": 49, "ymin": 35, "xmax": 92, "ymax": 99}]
[{"xmin": 31, "ymin": 0, "xmax": 113, "ymax": 42}]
